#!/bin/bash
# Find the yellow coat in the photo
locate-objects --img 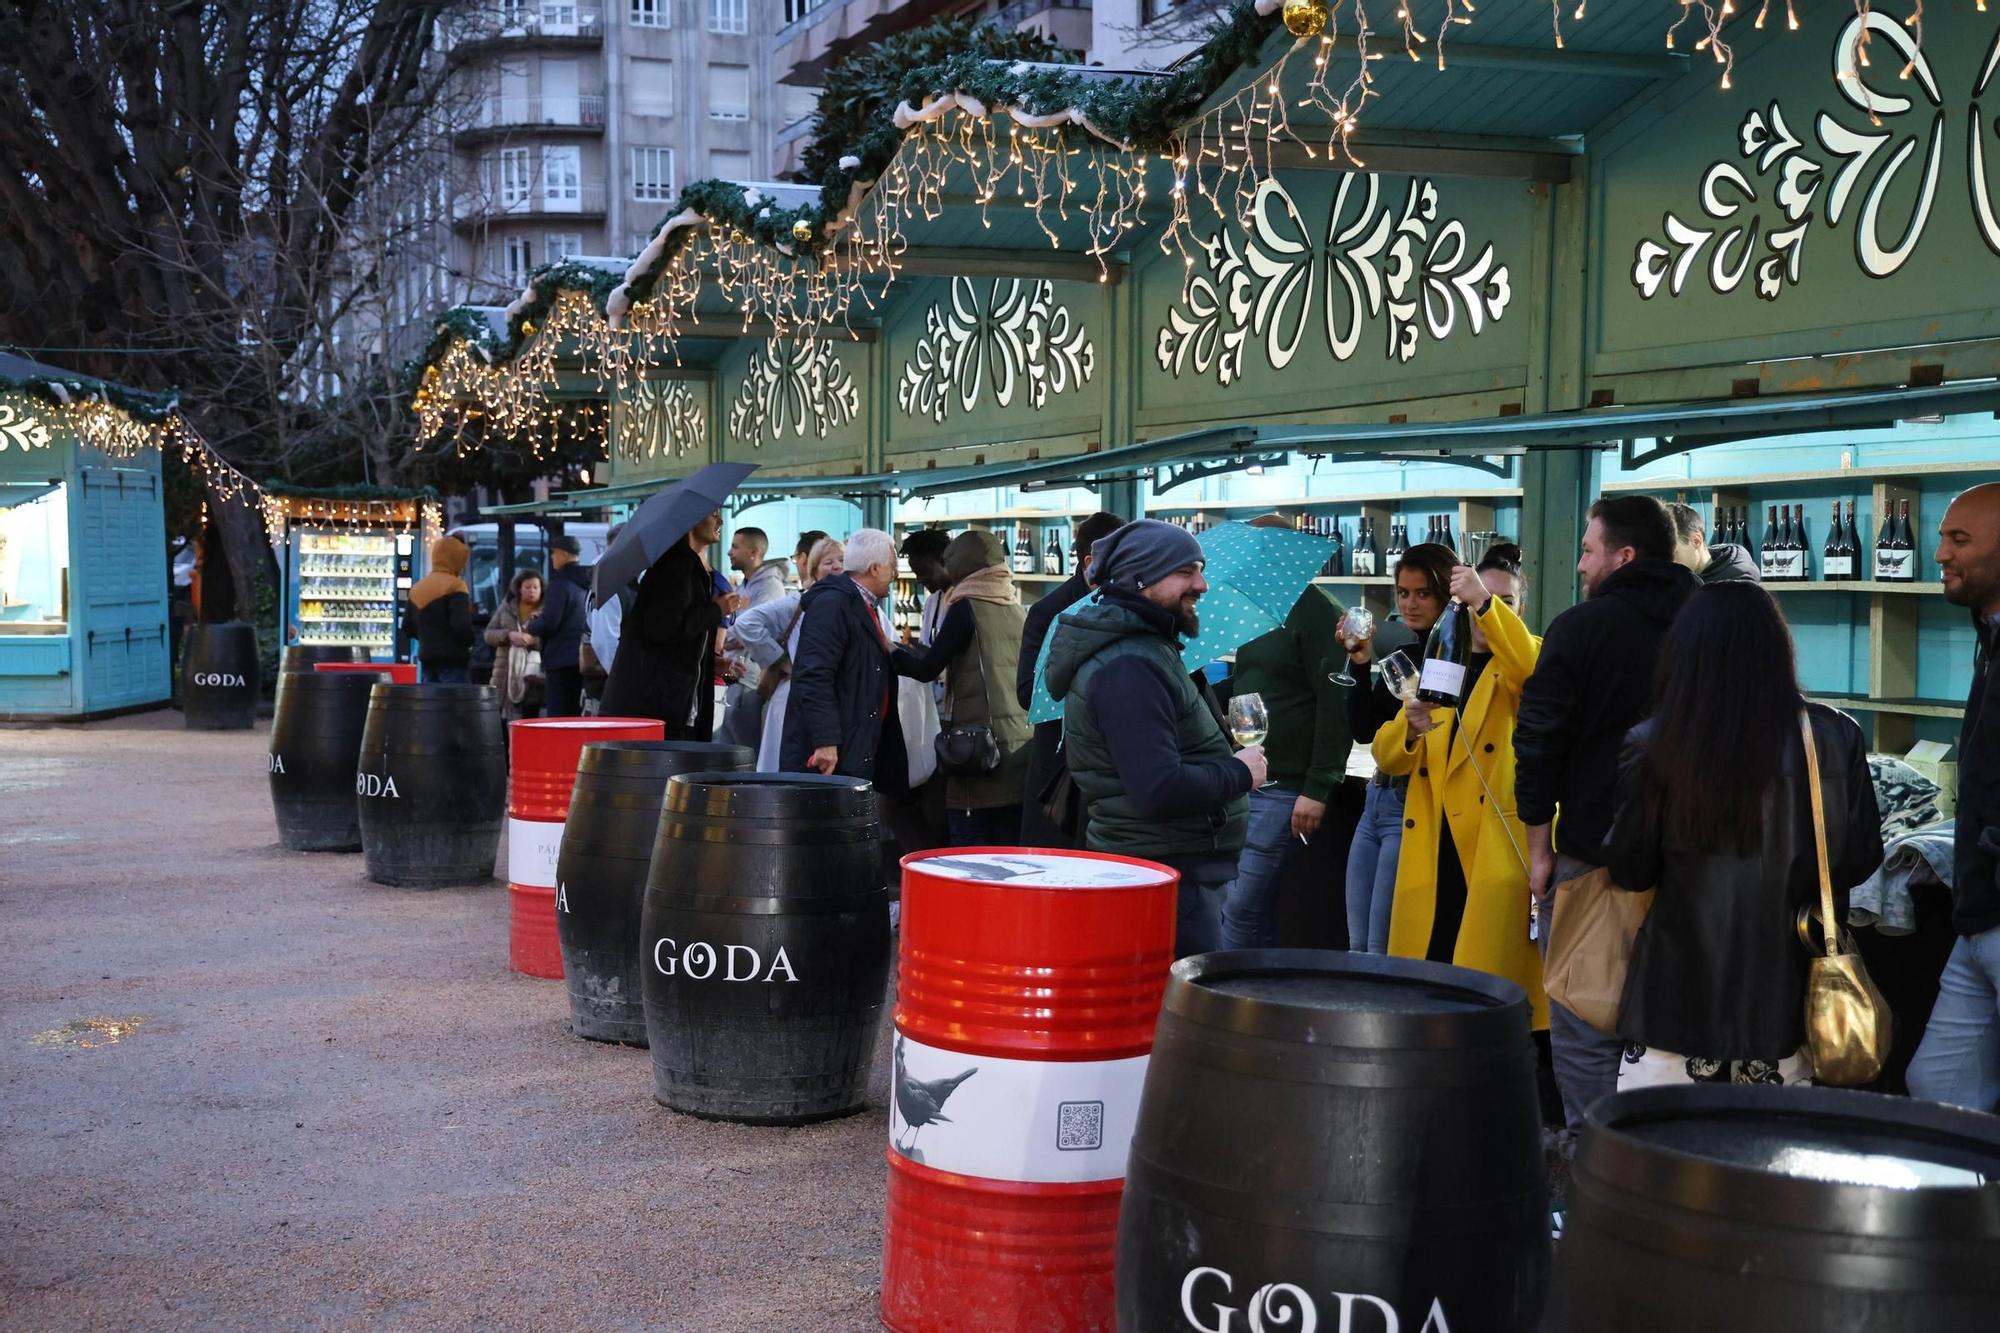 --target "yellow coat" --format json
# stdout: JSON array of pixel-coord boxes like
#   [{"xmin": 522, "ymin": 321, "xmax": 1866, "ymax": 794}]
[{"xmin": 1371, "ymin": 595, "xmax": 1549, "ymax": 1030}]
